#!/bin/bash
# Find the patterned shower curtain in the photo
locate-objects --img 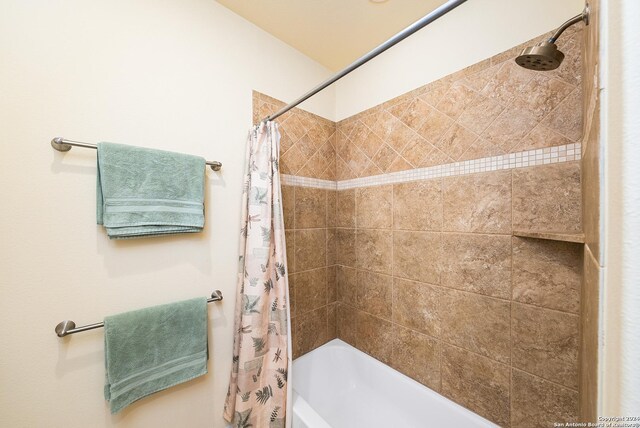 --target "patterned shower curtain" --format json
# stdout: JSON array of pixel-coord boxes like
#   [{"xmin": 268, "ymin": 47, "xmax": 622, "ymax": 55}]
[{"xmin": 224, "ymin": 122, "xmax": 292, "ymax": 428}]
